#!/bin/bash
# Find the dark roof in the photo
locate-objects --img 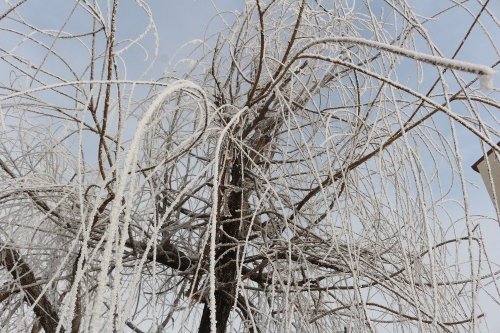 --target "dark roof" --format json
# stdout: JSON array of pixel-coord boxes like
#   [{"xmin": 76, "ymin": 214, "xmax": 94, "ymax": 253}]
[{"xmin": 471, "ymin": 141, "xmax": 500, "ymax": 173}]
